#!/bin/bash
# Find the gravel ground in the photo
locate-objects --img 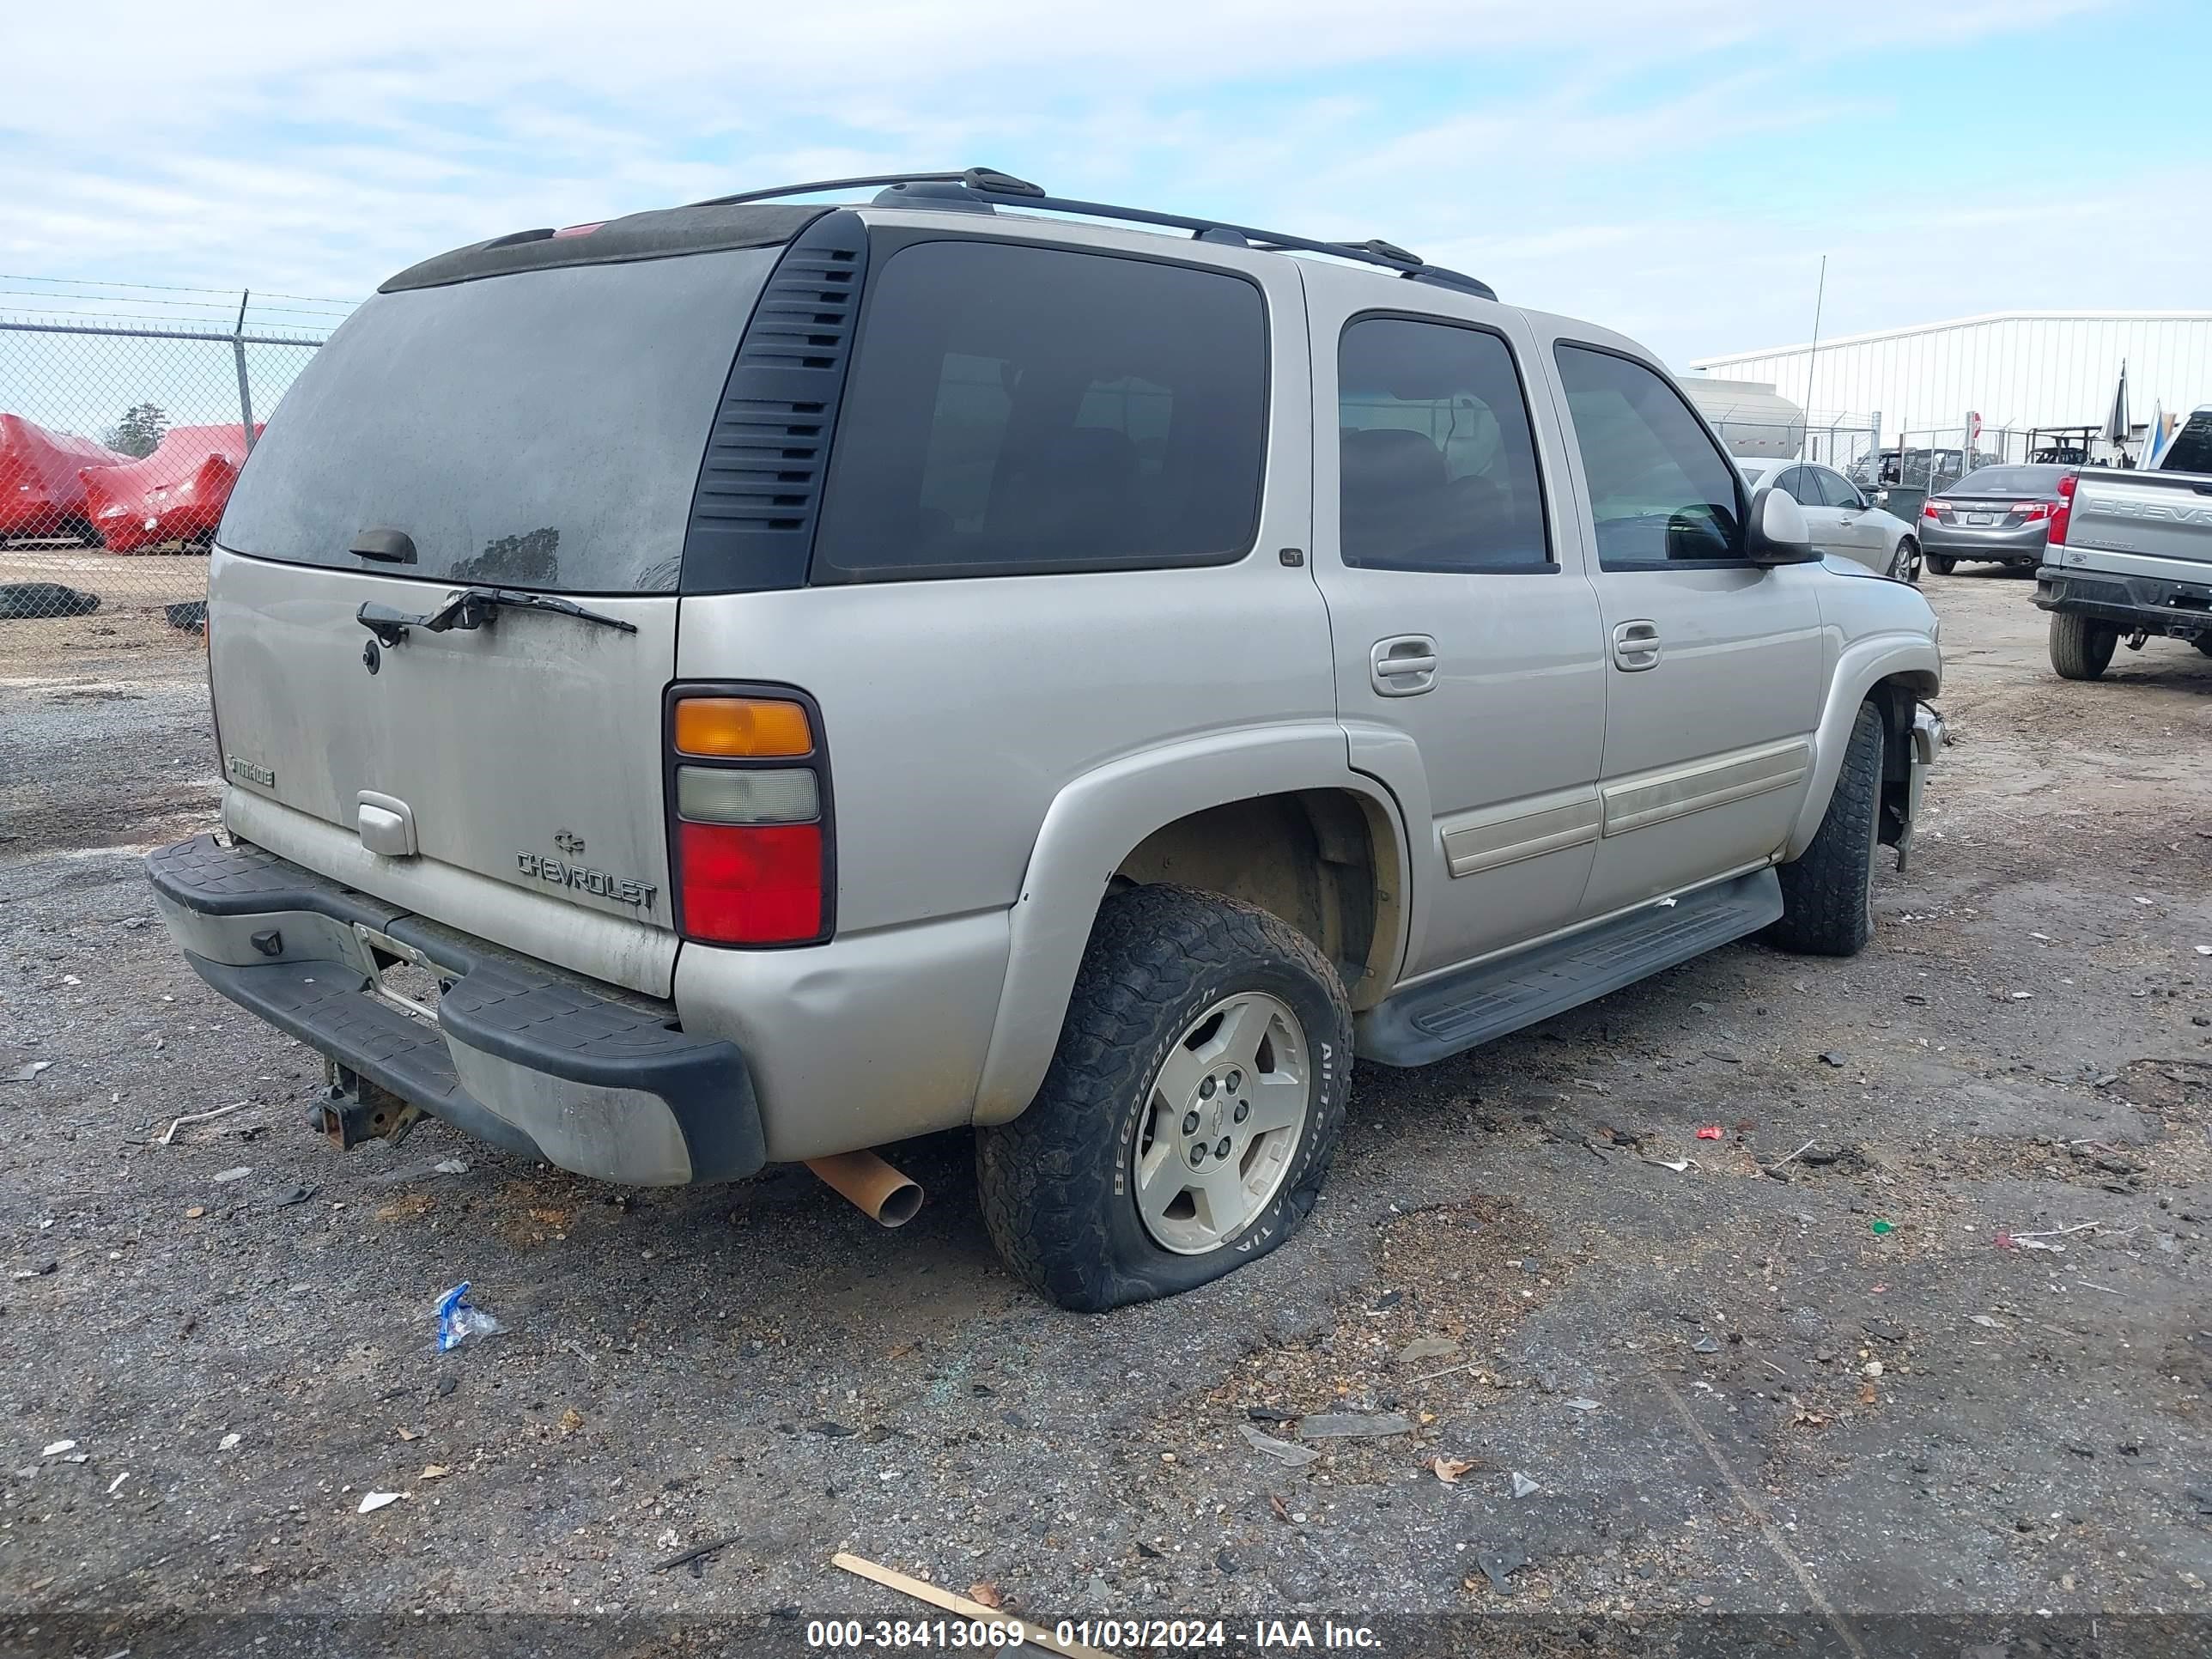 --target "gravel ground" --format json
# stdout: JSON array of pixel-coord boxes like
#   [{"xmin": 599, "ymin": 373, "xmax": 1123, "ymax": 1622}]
[{"xmin": 2, "ymin": 570, "xmax": 2209, "ymax": 1655}]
